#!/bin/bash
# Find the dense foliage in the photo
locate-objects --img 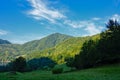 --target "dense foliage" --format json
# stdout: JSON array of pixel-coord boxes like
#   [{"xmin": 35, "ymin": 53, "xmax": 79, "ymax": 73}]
[
  {"xmin": 27, "ymin": 57, "xmax": 56, "ymax": 71},
  {"xmin": 98, "ymin": 20, "xmax": 120, "ymax": 64},
  {"xmin": 52, "ymin": 67, "xmax": 63, "ymax": 74},
  {"xmin": 27, "ymin": 36, "xmax": 95, "ymax": 63},
  {"xmin": 71, "ymin": 20, "xmax": 120, "ymax": 69},
  {"xmin": 11, "ymin": 56, "xmax": 27, "ymax": 72}
]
